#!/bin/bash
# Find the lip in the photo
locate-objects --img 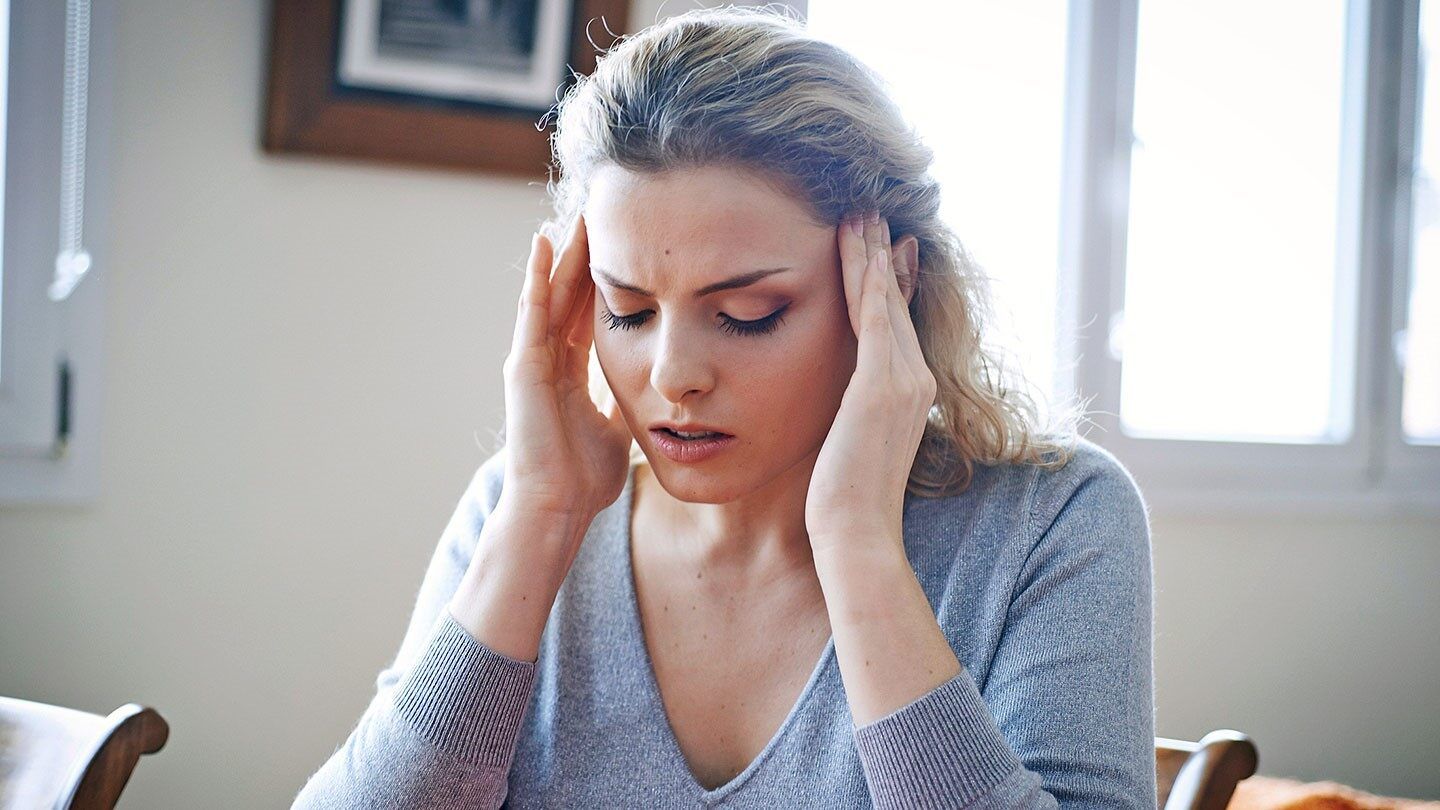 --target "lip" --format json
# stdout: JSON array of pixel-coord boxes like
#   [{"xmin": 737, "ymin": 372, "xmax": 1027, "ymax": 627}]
[
  {"xmin": 649, "ymin": 421, "xmax": 732, "ymax": 435},
  {"xmin": 648, "ymin": 428, "xmax": 737, "ymax": 464}
]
